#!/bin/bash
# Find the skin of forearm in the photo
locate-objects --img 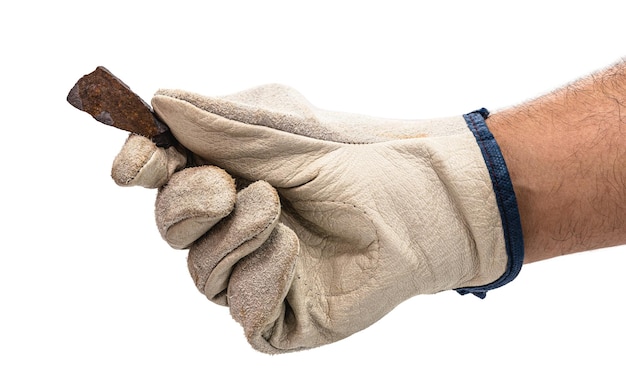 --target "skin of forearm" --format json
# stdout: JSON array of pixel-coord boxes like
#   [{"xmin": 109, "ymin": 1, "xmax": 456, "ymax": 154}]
[{"xmin": 487, "ymin": 60, "xmax": 626, "ymax": 263}]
